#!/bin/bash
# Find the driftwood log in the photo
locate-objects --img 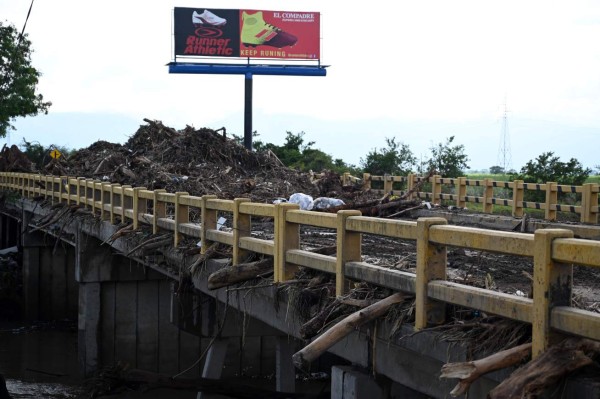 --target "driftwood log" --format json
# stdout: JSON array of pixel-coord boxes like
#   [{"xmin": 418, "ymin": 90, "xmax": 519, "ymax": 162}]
[
  {"xmin": 207, "ymin": 245, "xmax": 337, "ymax": 290},
  {"xmin": 293, "ymin": 292, "xmax": 405, "ymax": 370},
  {"xmin": 299, "ymin": 297, "xmax": 345, "ymax": 340},
  {"xmin": 208, "ymin": 258, "xmax": 274, "ymax": 290},
  {"xmin": 189, "ymin": 242, "xmax": 220, "ymax": 275},
  {"xmin": 440, "ymin": 343, "xmax": 532, "ymax": 397},
  {"xmin": 488, "ymin": 338, "xmax": 600, "ymax": 399}
]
